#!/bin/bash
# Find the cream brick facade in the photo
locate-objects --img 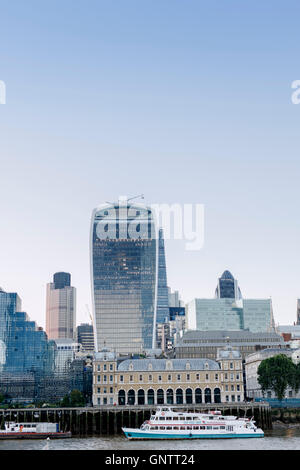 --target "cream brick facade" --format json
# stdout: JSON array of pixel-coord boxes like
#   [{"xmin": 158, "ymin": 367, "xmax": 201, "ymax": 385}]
[{"xmin": 92, "ymin": 347, "xmax": 244, "ymax": 406}]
